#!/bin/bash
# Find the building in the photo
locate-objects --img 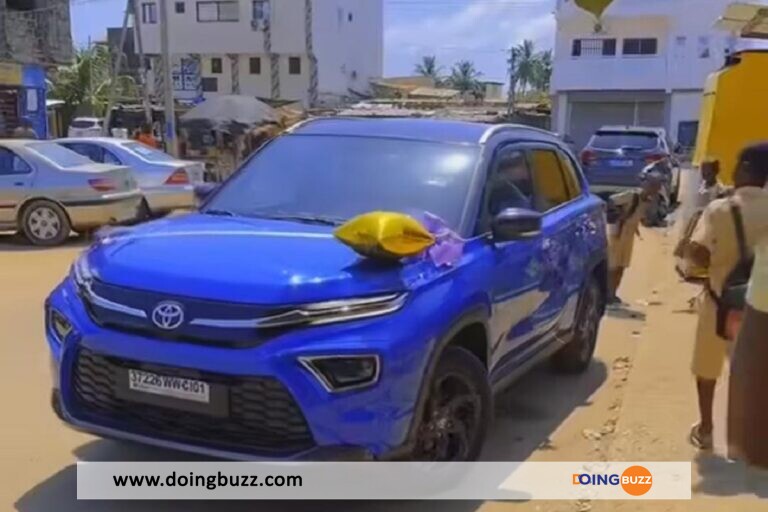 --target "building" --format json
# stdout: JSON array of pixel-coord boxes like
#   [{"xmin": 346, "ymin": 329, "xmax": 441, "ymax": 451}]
[
  {"xmin": 482, "ymin": 81, "xmax": 504, "ymax": 102},
  {"xmin": 102, "ymin": 27, "xmax": 143, "ymax": 83},
  {"xmin": 136, "ymin": 0, "xmax": 383, "ymax": 106},
  {"xmin": 551, "ymin": 0, "xmax": 745, "ymax": 150},
  {"xmin": 0, "ymin": 0, "xmax": 73, "ymax": 138}
]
